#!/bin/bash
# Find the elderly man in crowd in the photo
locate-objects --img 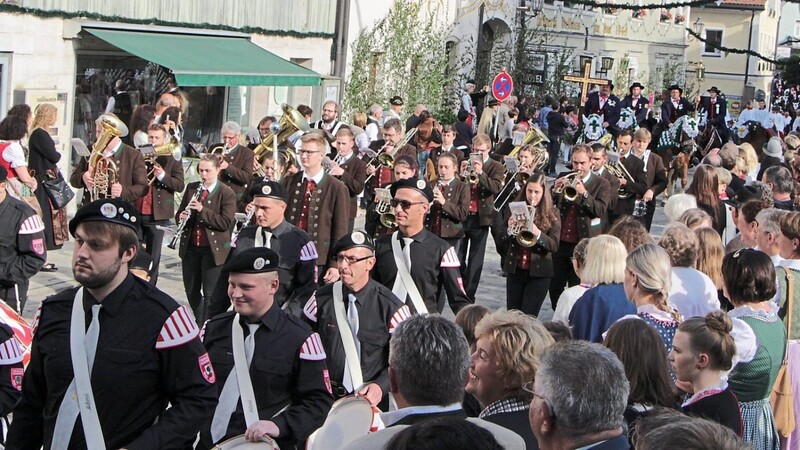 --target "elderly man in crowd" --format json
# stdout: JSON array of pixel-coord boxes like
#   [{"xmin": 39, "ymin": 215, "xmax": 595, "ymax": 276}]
[
  {"xmin": 762, "ymin": 165, "xmax": 796, "ymax": 211},
  {"xmin": 528, "ymin": 340, "xmax": 631, "ymax": 450},
  {"xmin": 349, "ymin": 314, "xmax": 525, "ymax": 449}
]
